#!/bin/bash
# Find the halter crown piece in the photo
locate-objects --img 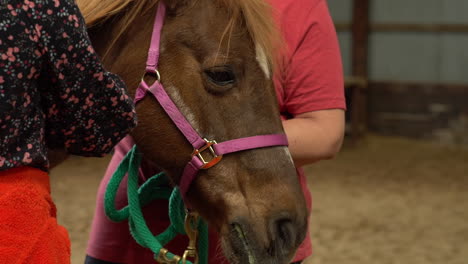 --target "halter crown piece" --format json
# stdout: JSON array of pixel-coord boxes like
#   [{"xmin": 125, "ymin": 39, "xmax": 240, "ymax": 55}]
[{"xmin": 105, "ymin": 2, "xmax": 289, "ymax": 263}]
